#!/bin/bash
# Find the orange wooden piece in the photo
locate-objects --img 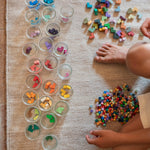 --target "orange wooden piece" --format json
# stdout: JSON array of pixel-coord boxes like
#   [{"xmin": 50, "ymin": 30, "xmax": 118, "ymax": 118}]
[
  {"xmin": 50, "ymin": 89, "xmax": 55, "ymax": 94},
  {"xmin": 45, "ymin": 82, "xmax": 51, "ymax": 89},
  {"xmin": 50, "ymin": 83, "xmax": 56, "ymax": 89},
  {"xmin": 89, "ymin": 33, "xmax": 95, "ymax": 39},
  {"xmin": 121, "ymin": 32, "xmax": 126, "ymax": 38},
  {"xmin": 121, "ymin": 23, "xmax": 126, "ymax": 29}
]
